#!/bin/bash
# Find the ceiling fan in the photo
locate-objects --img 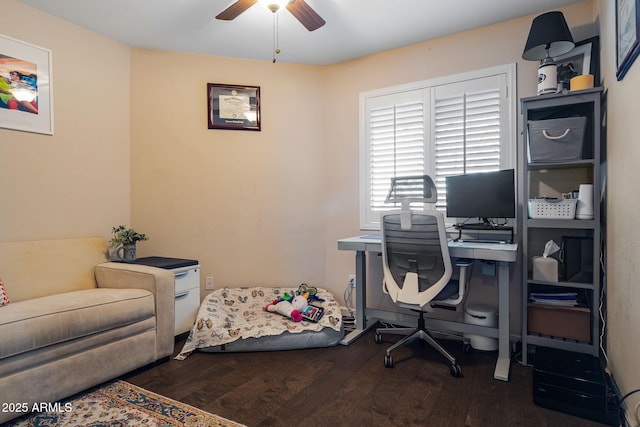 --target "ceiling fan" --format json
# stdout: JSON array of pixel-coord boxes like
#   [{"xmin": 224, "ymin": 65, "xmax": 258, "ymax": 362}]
[{"xmin": 216, "ymin": 0, "xmax": 326, "ymax": 32}]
